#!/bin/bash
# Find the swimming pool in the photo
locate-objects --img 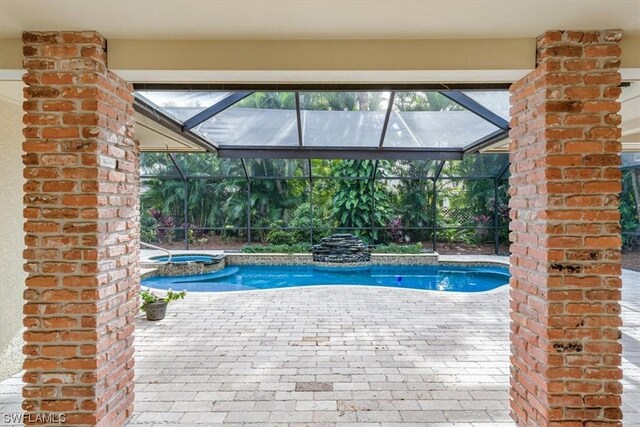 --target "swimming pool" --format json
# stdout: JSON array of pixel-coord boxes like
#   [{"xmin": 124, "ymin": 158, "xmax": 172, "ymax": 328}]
[{"xmin": 142, "ymin": 264, "xmax": 510, "ymax": 293}]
